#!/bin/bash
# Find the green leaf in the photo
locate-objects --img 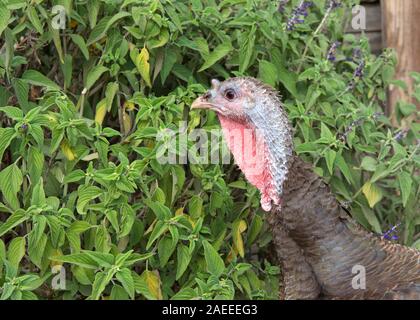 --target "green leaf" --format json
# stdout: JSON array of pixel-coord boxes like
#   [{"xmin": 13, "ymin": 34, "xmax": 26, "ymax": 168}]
[
  {"xmin": 246, "ymin": 214, "xmax": 263, "ymax": 245},
  {"xmin": 188, "ymin": 196, "xmax": 203, "ymax": 219},
  {"xmin": 49, "ymin": 21, "xmax": 64, "ymax": 63},
  {"xmin": 28, "ymin": 146, "xmax": 44, "ymax": 183},
  {"xmin": 362, "ymin": 181, "xmax": 383, "ymax": 208},
  {"xmin": 361, "ymin": 156, "xmax": 377, "ymax": 172},
  {"xmin": 171, "ymin": 287, "xmax": 198, "ymax": 300},
  {"xmin": 399, "ymin": 103, "xmax": 416, "ymax": 116},
  {"xmin": 68, "ymin": 221, "xmax": 92, "ymax": 234},
  {"xmin": 1, "ymin": 282, "xmax": 15, "ymax": 300},
  {"xmin": 202, "ymin": 240, "xmax": 225, "ymax": 277},
  {"xmin": 239, "ymin": 25, "xmax": 256, "ymax": 74},
  {"xmin": 110, "ymin": 285, "xmax": 129, "ymax": 300},
  {"xmin": 70, "ymin": 34, "xmax": 90, "ymax": 60},
  {"xmin": 28, "ymin": 215, "xmax": 47, "ymax": 253},
  {"xmin": 27, "ymin": 6, "xmax": 43, "ymax": 34},
  {"xmin": 258, "ymin": 60, "xmax": 277, "ymax": 87},
  {"xmin": 50, "ymin": 127, "xmax": 64, "ymax": 154},
  {"xmin": 198, "ymin": 41, "xmax": 232, "ymax": 72},
  {"xmin": 0, "ymin": 5, "xmax": 11, "ymax": 36},
  {"xmin": 63, "ymin": 169, "xmax": 85, "ymax": 184},
  {"xmin": 105, "ymin": 82, "xmax": 119, "ymax": 111},
  {"xmin": 119, "ymin": 203, "xmax": 135, "ymax": 238},
  {"xmin": 145, "ymin": 200, "xmax": 172, "ymax": 220},
  {"xmin": 87, "ymin": 0, "xmax": 100, "ymax": 28},
  {"xmin": 0, "ymin": 106, "xmax": 23, "ymax": 120},
  {"xmin": 146, "ymin": 220, "xmax": 168, "ymax": 250},
  {"xmin": 398, "ymin": 171, "xmax": 412, "ymax": 207},
  {"xmin": 148, "ymin": 28, "xmax": 169, "ymax": 49},
  {"xmin": 46, "ymin": 216, "xmax": 64, "ymax": 248},
  {"xmin": 232, "ymin": 220, "xmax": 247, "ymax": 258},
  {"xmin": 361, "ymin": 206, "xmax": 382, "ymax": 233},
  {"xmin": 137, "ymin": 270, "xmax": 162, "ymax": 300},
  {"xmin": 0, "ymin": 210, "xmax": 28, "ymax": 237},
  {"xmin": 324, "ymin": 149, "xmax": 336, "ymax": 175},
  {"xmin": 76, "ymin": 185, "xmax": 103, "ymax": 214},
  {"xmin": 122, "ymin": 252, "xmax": 154, "ymax": 267},
  {"xmin": 85, "ymin": 66, "xmax": 108, "ymax": 91},
  {"xmin": 160, "ymin": 48, "xmax": 177, "ymax": 85},
  {"xmin": 7, "ymin": 237, "xmax": 26, "ymax": 270},
  {"xmin": 371, "ymin": 164, "xmax": 392, "ymax": 183},
  {"xmin": 105, "ymin": 210, "xmax": 119, "ymax": 234},
  {"xmin": 87, "ymin": 16, "xmax": 111, "ymax": 45},
  {"xmin": 3, "ymin": 28, "xmax": 13, "ymax": 73},
  {"xmin": 0, "ymin": 238, "xmax": 5, "ymax": 262},
  {"xmin": 31, "ymin": 178, "xmax": 46, "ymax": 206},
  {"xmin": 89, "ymin": 269, "xmax": 115, "ymax": 300},
  {"xmin": 133, "ymin": 47, "xmax": 152, "ymax": 87},
  {"xmin": 21, "ymin": 70, "xmax": 60, "ymax": 91},
  {"xmin": 335, "ymin": 154, "xmax": 355, "ymax": 185},
  {"xmin": 271, "ymin": 49, "xmax": 297, "ymax": 96},
  {"xmin": 0, "ymin": 127, "xmax": 16, "ymax": 161},
  {"xmin": 116, "ymin": 268, "xmax": 135, "ymax": 299},
  {"xmin": 29, "ymin": 124, "xmax": 44, "ymax": 147},
  {"xmin": 176, "ymin": 244, "xmax": 191, "ymax": 280},
  {"xmin": 19, "ymin": 274, "xmax": 46, "ymax": 291},
  {"xmin": 298, "ymin": 67, "xmax": 318, "ymax": 81},
  {"xmin": 51, "ymin": 253, "xmax": 99, "ymax": 269},
  {"xmin": 16, "ymin": 285, "xmax": 39, "ymax": 299},
  {"xmin": 12, "ymin": 79, "xmax": 29, "ymax": 112},
  {"xmin": 87, "ymin": 12, "xmax": 130, "ymax": 45},
  {"xmin": 320, "ymin": 123, "xmax": 334, "ymax": 141},
  {"xmin": 28, "ymin": 233, "xmax": 47, "ymax": 269},
  {"xmin": 95, "ymin": 224, "xmax": 111, "ymax": 253},
  {"xmin": 382, "ymin": 64, "xmax": 395, "ymax": 83},
  {"xmin": 62, "ymin": 54, "xmax": 73, "ymax": 89},
  {"xmin": 158, "ymin": 236, "xmax": 176, "ymax": 267},
  {"xmin": 0, "ymin": 163, "xmax": 23, "ymax": 210}
]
